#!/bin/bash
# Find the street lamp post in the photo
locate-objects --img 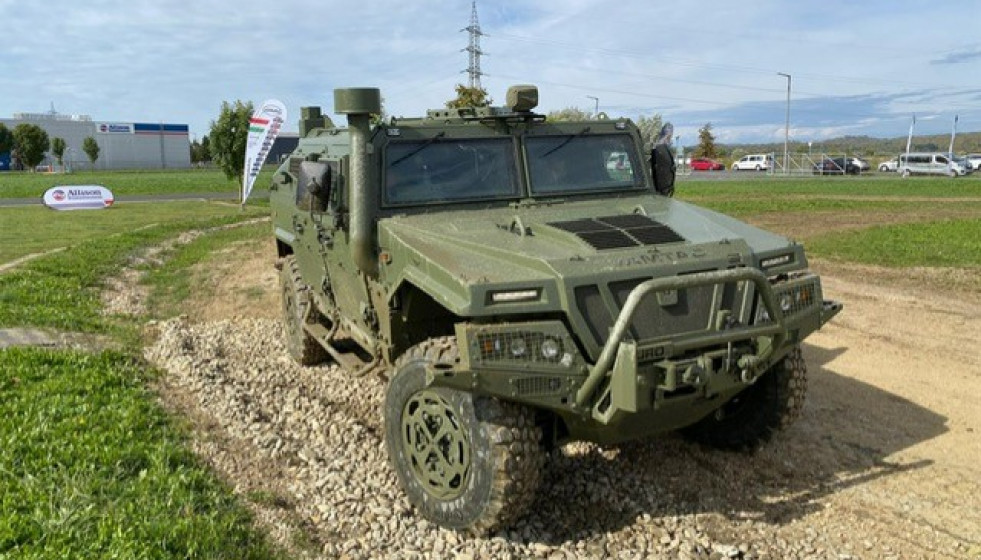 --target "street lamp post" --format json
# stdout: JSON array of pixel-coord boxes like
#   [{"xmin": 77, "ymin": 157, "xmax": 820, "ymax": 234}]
[
  {"xmin": 777, "ymin": 72, "xmax": 791, "ymax": 175},
  {"xmin": 586, "ymin": 95, "xmax": 599, "ymax": 117}
]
